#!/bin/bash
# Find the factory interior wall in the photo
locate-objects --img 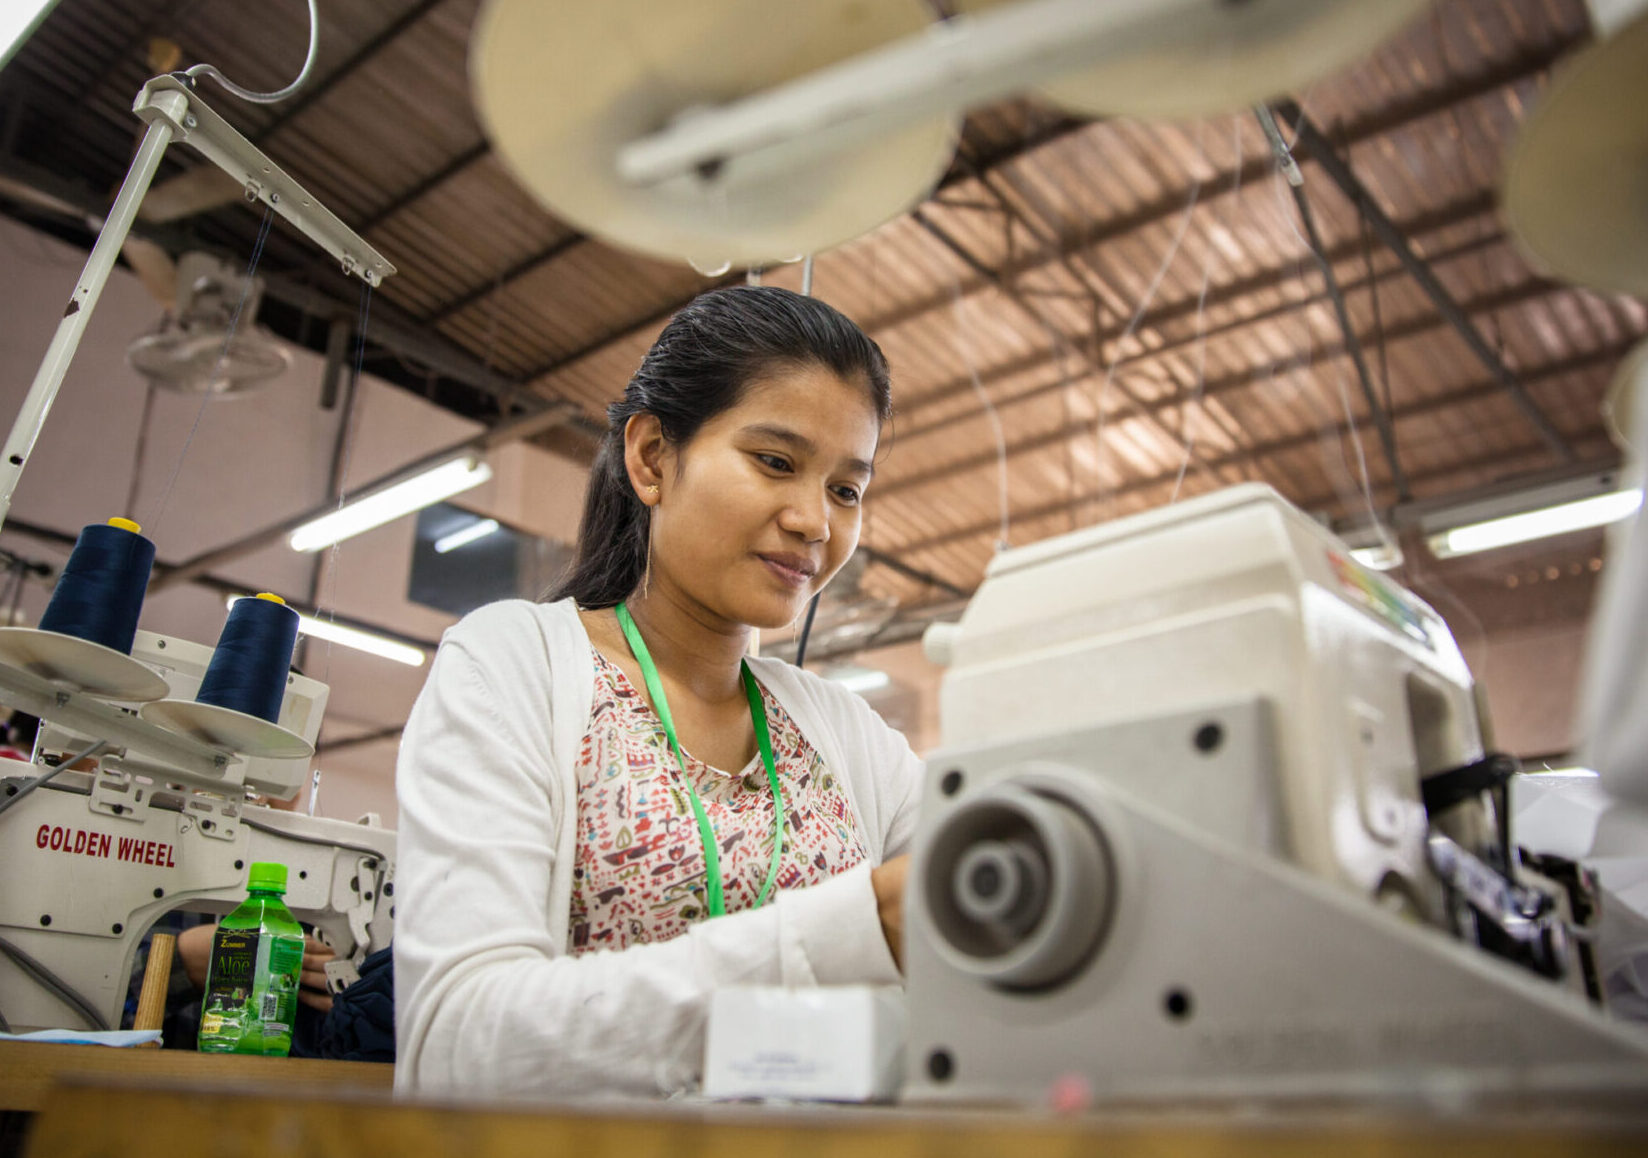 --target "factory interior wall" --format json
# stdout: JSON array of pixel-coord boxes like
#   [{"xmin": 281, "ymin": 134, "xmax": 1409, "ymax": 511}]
[
  {"xmin": 0, "ymin": 216, "xmax": 588, "ymax": 827},
  {"xmin": 1469, "ymin": 616, "xmax": 1592, "ymax": 763}
]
